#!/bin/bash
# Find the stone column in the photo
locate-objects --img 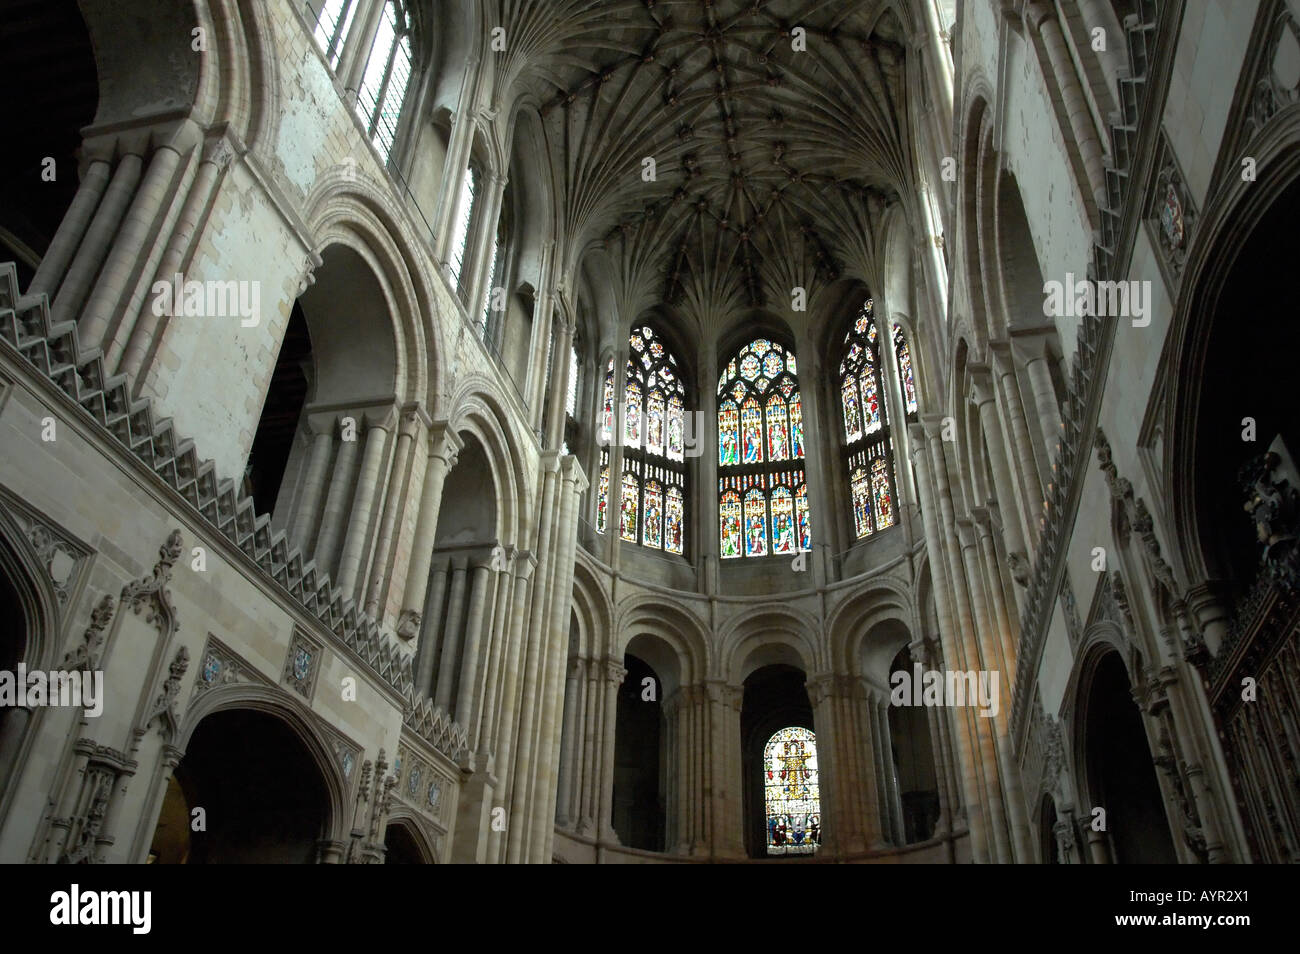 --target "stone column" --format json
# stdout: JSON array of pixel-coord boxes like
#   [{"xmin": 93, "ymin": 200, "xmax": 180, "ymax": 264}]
[
  {"xmin": 336, "ymin": 410, "xmax": 393, "ymax": 601},
  {"xmin": 119, "ymin": 136, "xmax": 244, "ymax": 380},
  {"xmin": 290, "ymin": 417, "xmax": 336, "ymax": 551},
  {"xmin": 313, "ymin": 419, "xmax": 360, "ymax": 577},
  {"xmin": 554, "ymin": 656, "xmax": 587, "ymax": 827},
  {"xmin": 433, "ymin": 556, "xmax": 469, "ymax": 710},
  {"xmin": 808, "ymin": 674, "xmax": 881, "ymax": 856},
  {"xmin": 596, "ymin": 658, "xmax": 627, "ymax": 844},
  {"xmin": 969, "ymin": 362, "xmax": 1031, "ymax": 581},
  {"xmin": 793, "ymin": 327, "xmax": 834, "ymax": 585},
  {"xmin": 414, "ymin": 557, "xmax": 450, "ymax": 696},
  {"xmin": 918, "ymin": 416, "xmax": 992, "ymax": 861},
  {"xmin": 337, "ymin": 0, "xmax": 387, "ymax": 104},
  {"xmin": 989, "ymin": 342, "xmax": 1046, "ymax": 560},
  {"xmin": 465, "ymin": 172, "xmax": 506, "ymax": 326},
  {"xmin": 694, "ymin": 336, "xmax": 719, "ymax": 592},
  {"xmin": 453, "ymin": 556, "xmax": 494, "ymax": 729},
  {"xmin": 398, "ymin": 422, "xmax": 462, "ymax": 628},
  {"xmin": 54, "ymin": 150, "xmax": 144, "ymax": 326},
  {"xmin": 484, "ymin": 551, "xmax": 535, "ymax": 862},
  {"xmin": 529, "ymin": 456, "xmax": 586, "ymax": 862},
  {"xmin": 523, "ymin": 242, "xmax": 557, "ymax": 424},
  {"xmin": 705, "ymin": 680, "xmax": 744, "ymax": 857},
  {"xmin": 81, "ymin": 135, "xmax": 192, "ymax": 352},
  {"xmin": 1025, "ymin": 1, "xmax": 1108, "ymax": 214},
  {"xmin": 28, "ymin": 157, "xmax": 111, "ymax": 299},
  {"xmin": 430, "ymin": 55, "xmax": 481, "ymax": 257},
  {"xmin": 1013, "ymin": 333, "xmax": 1064, "ymax": 468},
  {"xmin": 365, "ymin": 407, "xmax": 419, "ymax": 617},
  {"xmin": 505, "ymin": 459, "xmax": 559, "ymax": 861}
]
